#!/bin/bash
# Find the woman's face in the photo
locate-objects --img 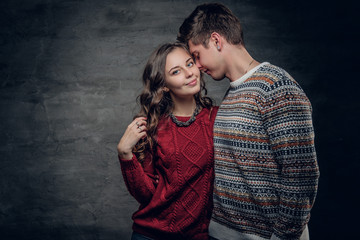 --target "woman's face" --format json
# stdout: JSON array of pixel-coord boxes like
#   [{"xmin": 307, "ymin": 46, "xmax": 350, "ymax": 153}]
[{"xmin": 164, "ymin": 47, "xmax": 201, "ymax": 101}]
